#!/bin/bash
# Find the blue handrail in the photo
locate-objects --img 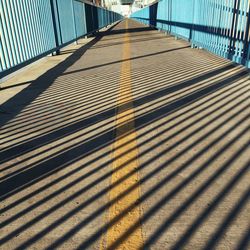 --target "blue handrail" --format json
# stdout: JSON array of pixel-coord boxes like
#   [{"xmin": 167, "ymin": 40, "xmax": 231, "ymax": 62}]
[
  {"xmin": 131, "ymin": 0, "xmax": 250, "ymax": 68},
  {"xmin": 0, "ymin": 0, "xmax": 123, "ymax": 78}
]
